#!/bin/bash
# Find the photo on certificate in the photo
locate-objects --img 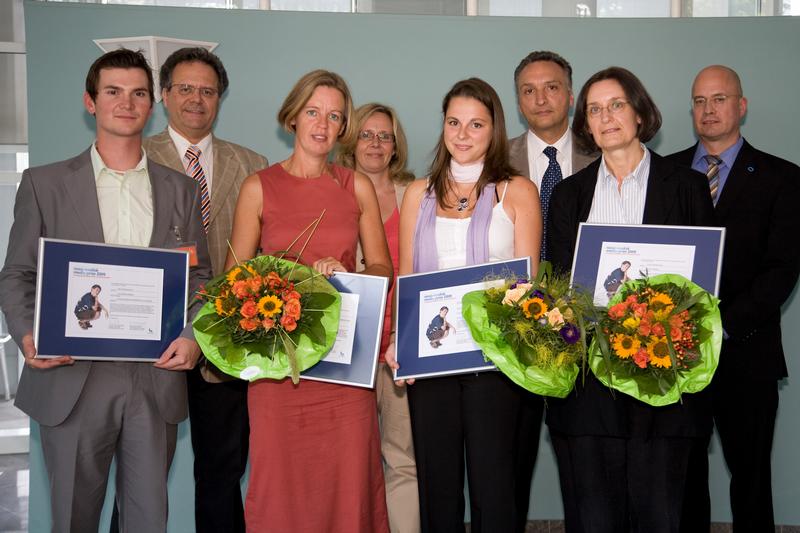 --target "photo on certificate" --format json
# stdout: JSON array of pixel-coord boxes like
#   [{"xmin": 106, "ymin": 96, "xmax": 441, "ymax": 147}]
[
  {"xmin": 418, "ymin": 280, "xmax": 504, "ymax": 357},
  {"xmin": 593, "ymin": 242, "xmax": 696, "ymax": 306},
  {"xmin": 572, "ymin": 224, "xmax": 725, "ymax": 305},
  {"xmin": 35, "ymin": 238, "xmax": 189, "ymax": 361},
  {"xmin": 395, "ymin": 258, "xmax": 530, "ymax": 380},
  {"xmin": 64, "ymin": 262, "xmax": 164, "ymax": 341},
  {"xmin": 301, "ymin": 272, "xmax": 388, "ymax": 388}
]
